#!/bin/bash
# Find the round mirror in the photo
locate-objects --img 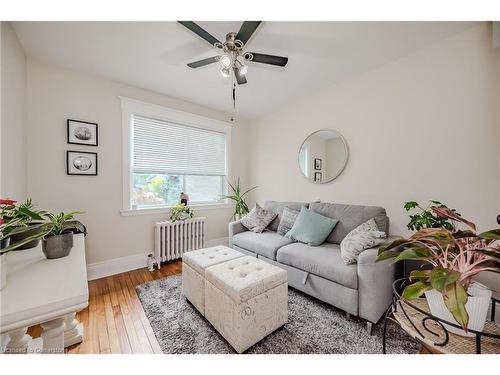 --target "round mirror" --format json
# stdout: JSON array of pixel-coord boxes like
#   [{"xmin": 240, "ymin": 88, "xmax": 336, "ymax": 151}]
[{"xmin": 298, "ymin": 129, "xmax": 348, "ymax": 184}]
